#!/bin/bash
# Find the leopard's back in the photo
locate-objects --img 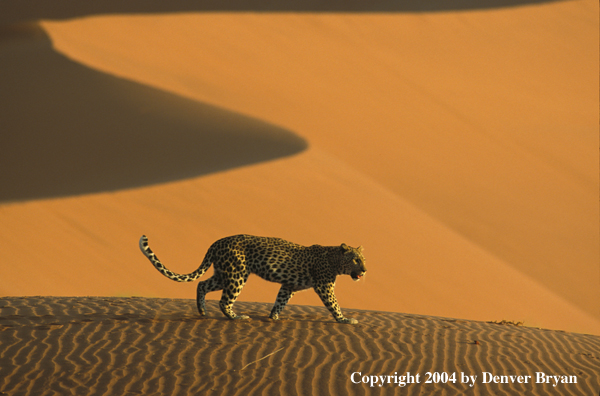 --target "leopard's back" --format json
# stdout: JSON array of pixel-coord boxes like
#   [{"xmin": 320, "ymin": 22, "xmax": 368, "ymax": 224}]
[{"xmin": 209, "ymin": 235, "xmax": 313, "ymax": 286}]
